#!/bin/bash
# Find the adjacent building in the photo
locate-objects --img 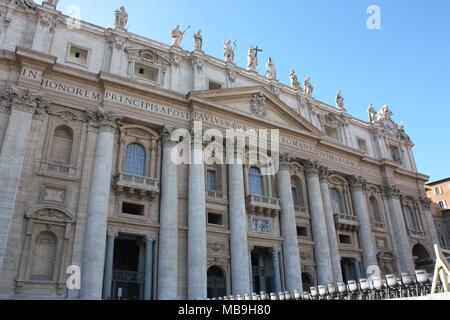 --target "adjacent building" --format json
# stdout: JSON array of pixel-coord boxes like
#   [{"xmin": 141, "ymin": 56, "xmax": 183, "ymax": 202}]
[
  {"xmin": 426, "ymin": 178, "xmax": 450, "ymax": 249},
  {"xmin": 0, "ymin": 0, "xmax": 439, "ymax": 300}
]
